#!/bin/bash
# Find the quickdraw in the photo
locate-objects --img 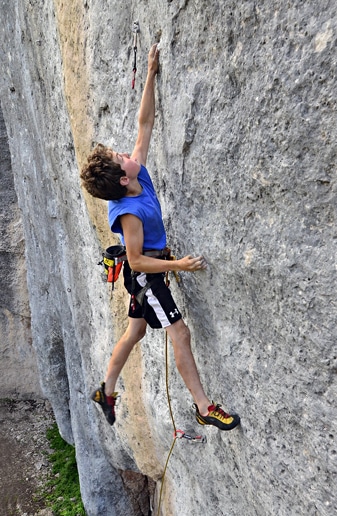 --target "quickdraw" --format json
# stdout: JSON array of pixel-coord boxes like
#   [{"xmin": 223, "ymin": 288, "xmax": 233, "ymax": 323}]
[
  {"xmin": 174, "ymin": 429, "xmax": 207, "ymax": 444},
  {"xmin": 131, "ymin": 21, "xmax": 140, "ymax": 89}
]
